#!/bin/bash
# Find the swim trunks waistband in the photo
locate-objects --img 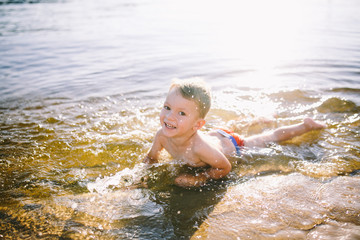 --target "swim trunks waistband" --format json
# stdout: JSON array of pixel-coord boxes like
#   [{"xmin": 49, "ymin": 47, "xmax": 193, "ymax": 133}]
[{"xmin": 216, "ymin": 128, "xmax": 244, "ymax": 155}]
